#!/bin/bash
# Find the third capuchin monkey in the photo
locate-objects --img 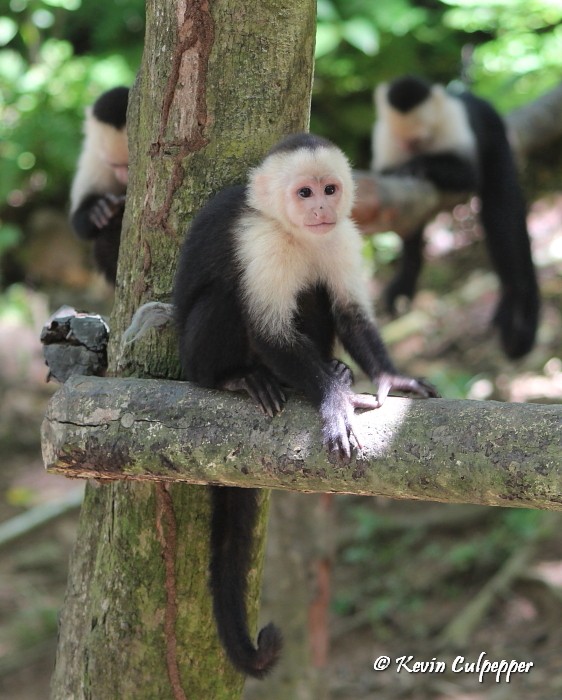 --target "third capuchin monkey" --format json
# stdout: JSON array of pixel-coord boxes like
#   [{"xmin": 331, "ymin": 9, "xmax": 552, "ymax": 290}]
[
  {"xmin": 70, "ymin": 86, "xmax": 129, "ymax": 285},
  {"xmin": 372, "ymin": 75, "xmax": 540, "ymax": 359},
  {"xmin": 173, "ymin": 133, "xmax": 438, "ymax": 678}
]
